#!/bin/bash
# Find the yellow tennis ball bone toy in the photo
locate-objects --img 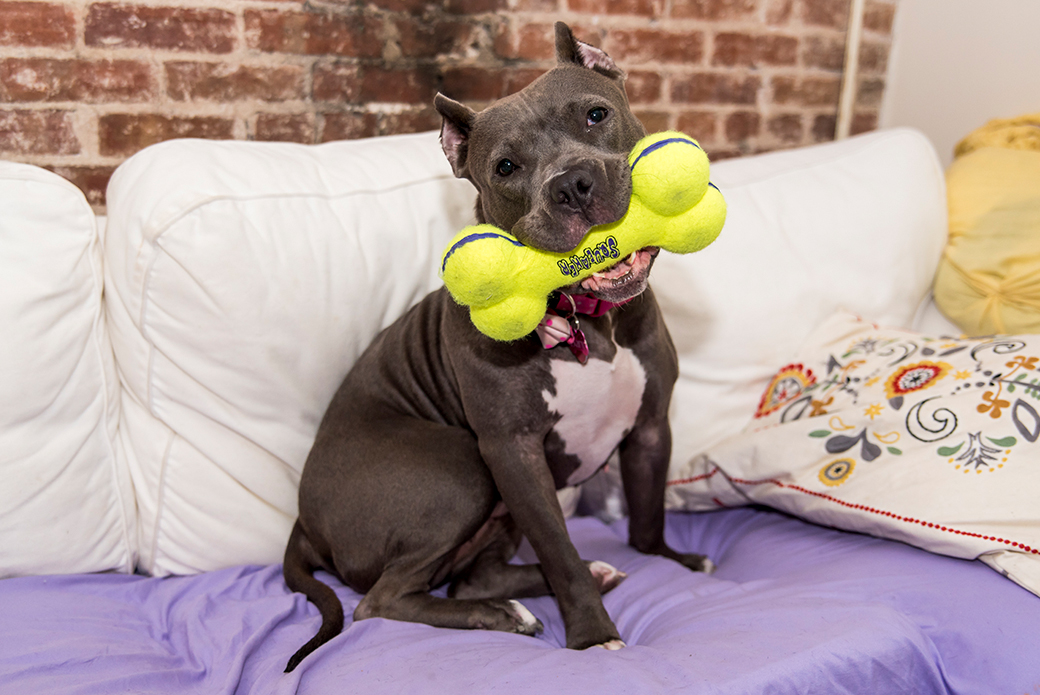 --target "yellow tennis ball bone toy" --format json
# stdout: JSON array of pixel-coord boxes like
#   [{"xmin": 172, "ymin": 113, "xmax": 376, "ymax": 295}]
[{"xmin": 440, "ymin": 131, "xmax": 727, "ymax": 341}]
